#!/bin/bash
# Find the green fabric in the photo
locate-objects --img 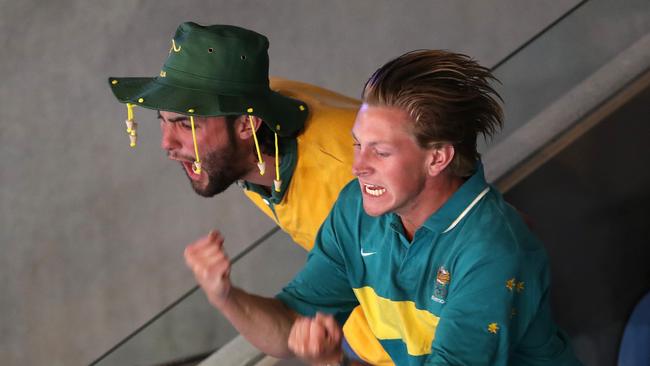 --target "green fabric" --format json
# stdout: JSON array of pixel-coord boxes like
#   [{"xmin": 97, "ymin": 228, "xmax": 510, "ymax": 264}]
[
  {"xmin": 277, "ymin": 162, "xmax": 581, "ymax": 366},
  {"xmin": 108, "ymin": 22, "xmax": 308, "ymax": 137}
]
